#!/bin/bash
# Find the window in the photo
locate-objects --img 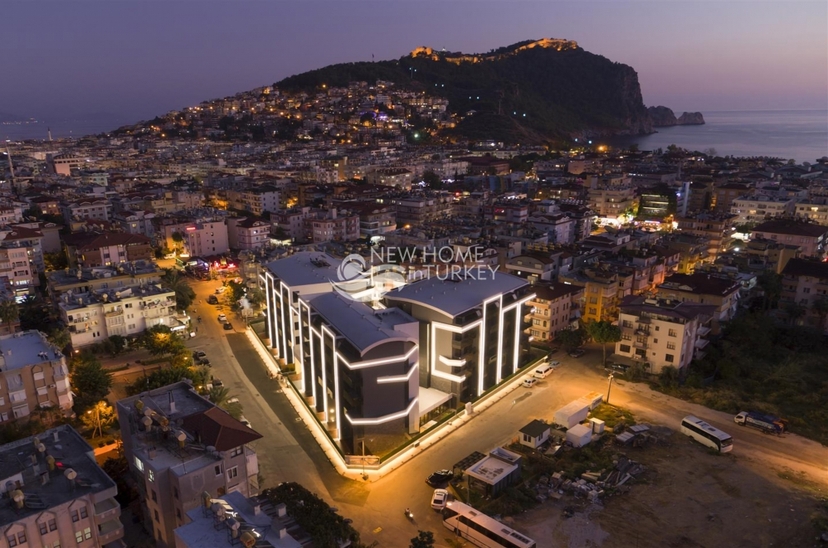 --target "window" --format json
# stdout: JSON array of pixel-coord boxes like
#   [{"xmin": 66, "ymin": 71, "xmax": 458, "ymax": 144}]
[
  {"xmin": 230, "ymin": 447, "xmax": 243, "ymax": 458},
  {"xmin": 7, "ymin": 534, "xmax": 16, "ymax": 547},
  {"xmin": 40, "ymin": 522, "xmax": 48, "ymax": 535},
  {"xmin": 668, "ymin": 329, "xmax": 677, "ymax": 337},
  {"xmin": 79, "ymin": 507, "xmax": 88, "ymax": 519},
  {"xmin": 154, "ymin": 510, "xmax": 160, "ymax": 523},
  {"xmin": 53, "ymin": 542, "xmax": 61, "ymax": 548},
  {"xmin": 75, "ymin": 531, "xmax": 83, "ymax": 544},
  {"xmin": 134, "ymin": 457, "xmax": 144, "ymax": 472},
  {"xmin": 71, "ymin": 509, "xmax": 80, "ymax": 522},
  {"xmin": 83, "ymin": 528, "xmax": 91, "ymax": 541},
  {"xmin": 665, "ymin": 354, "xmax": 675, "ymax": 363},
  {"xmin": 620, "ymin": 344, "xmax": 631, "ymax": 353},
  {"xmin": 148, "ymin": 469, "xmax": 155, "ymax": 482},
  {"xmin": 151, "ymin": 490, "xmax": 157, "ymax": 502},
  {"xmin": 173, "ymin": 487, "xmax": 179, "ymax": 500},
  {"xmin": 176, "ymin": 509, "xmax": 182, "ymax": 520},
  {"xmin": 667, "ymin": 342, "xmax": 676, "ymax": 350},
  {"xmin": 49, "ymin": 519, "xmax": 57, "ymax": 532},
  {"xmin": 227, "ymin": 466, "xmax": 238, "ymax": 480},
  {"xmin": 215, "ymin": 465, "xmax": 222, "ymax": 476}
]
